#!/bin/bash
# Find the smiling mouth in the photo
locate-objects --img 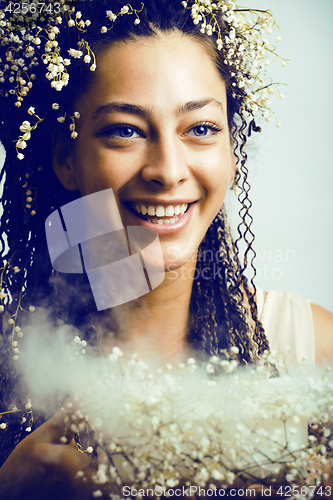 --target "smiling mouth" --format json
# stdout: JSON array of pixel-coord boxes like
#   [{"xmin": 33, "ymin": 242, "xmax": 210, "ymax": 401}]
[{"xmin": 127, "ymin": 202, "xmax": 190, "ymax": 225}]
